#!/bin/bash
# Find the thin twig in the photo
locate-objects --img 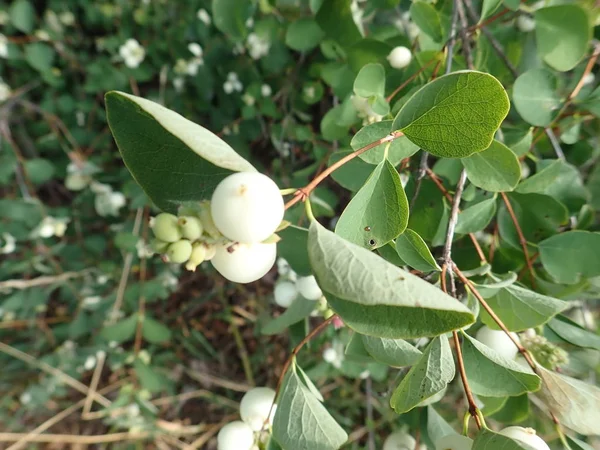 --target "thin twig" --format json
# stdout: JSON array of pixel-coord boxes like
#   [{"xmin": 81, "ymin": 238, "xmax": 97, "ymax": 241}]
[
  {"xmin": 0, "ymin": 271, "xmax": 86, "ymax": 290},
  {"xmin": 453, "ymin": 331, "xmax": 481, "ymax": 428},
  {"xmin": 0, "ymin": 432, "xmax": 149, "ymax": 444},
  {"xmin": 544, "ymin": 127, "xmax": 565, "ymax": 161},
  {"xmin": 500, "ymin": 193, "xmax": 535, "ymax": 286}
]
